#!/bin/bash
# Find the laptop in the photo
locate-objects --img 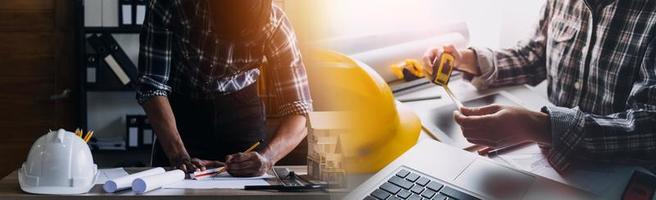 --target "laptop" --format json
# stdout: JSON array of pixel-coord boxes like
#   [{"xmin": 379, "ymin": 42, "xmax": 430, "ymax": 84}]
[{"xmin": 345, "ymin": 139, "xmax": 595, "ymax": 200}]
